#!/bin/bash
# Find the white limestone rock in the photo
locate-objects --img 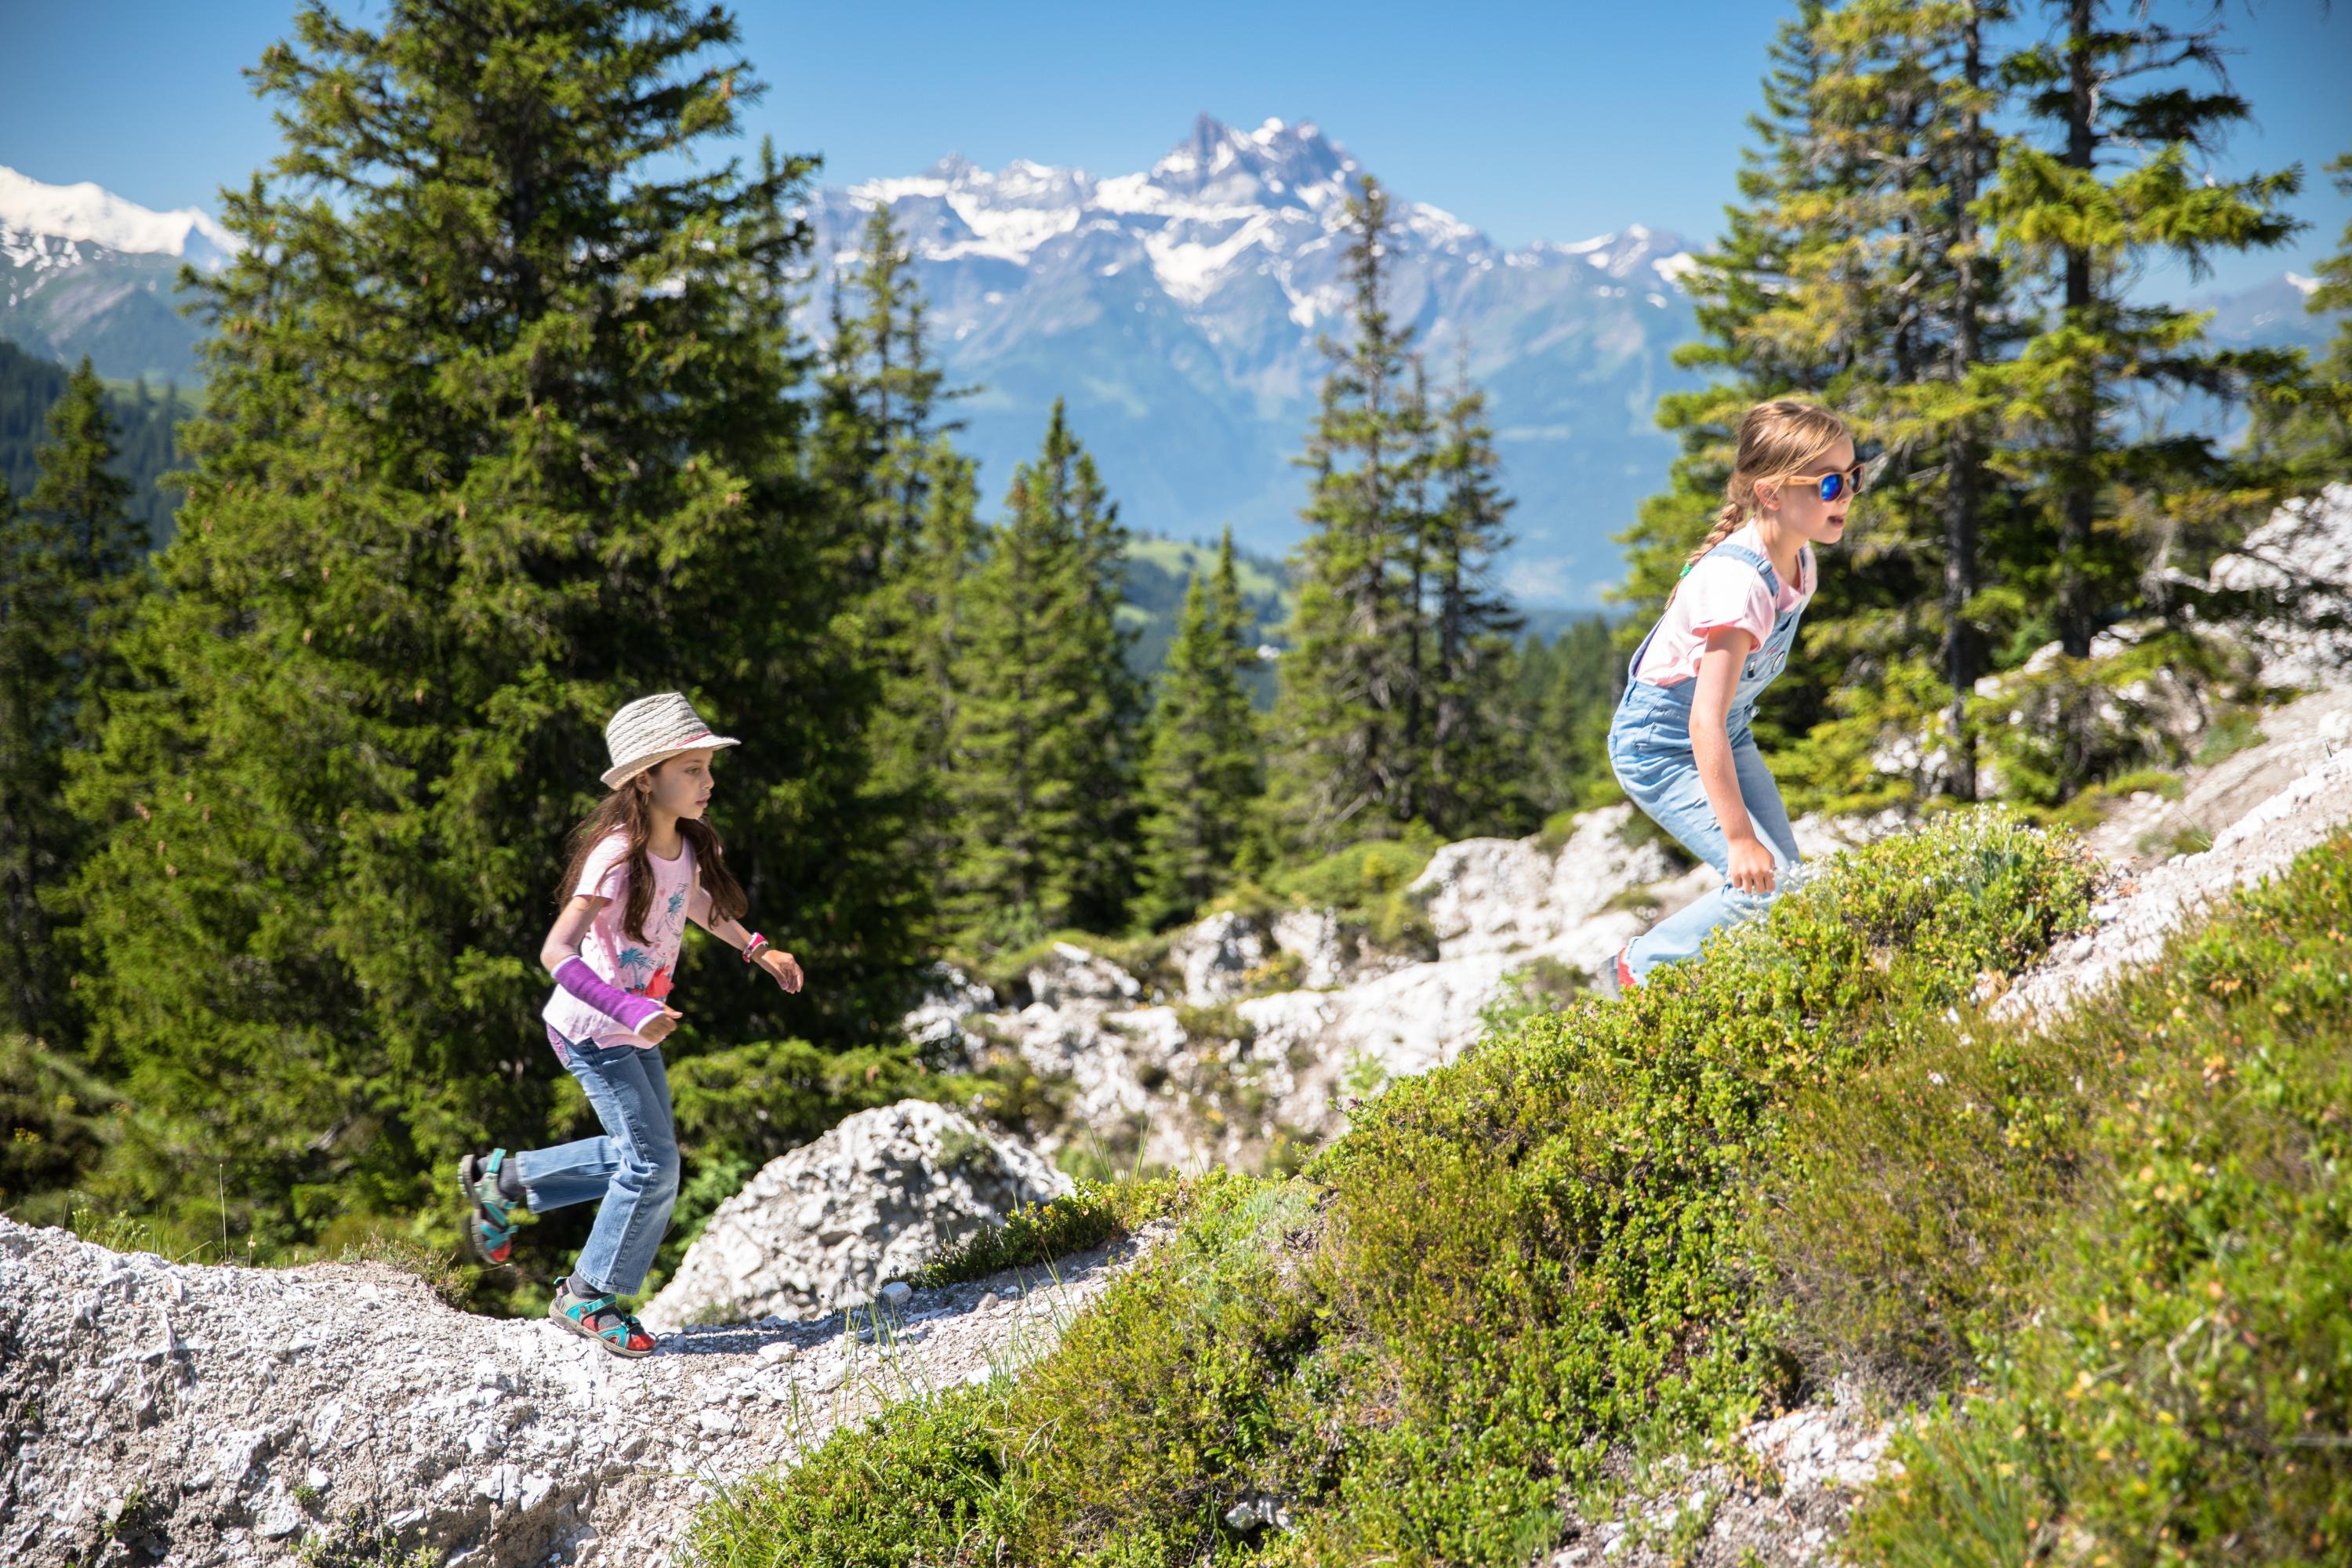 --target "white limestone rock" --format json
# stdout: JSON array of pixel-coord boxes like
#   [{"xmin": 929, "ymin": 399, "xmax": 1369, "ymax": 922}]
[{"xmin": 641, "ymin": 1101, "xmax": 1069, "ymax": 1333}]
